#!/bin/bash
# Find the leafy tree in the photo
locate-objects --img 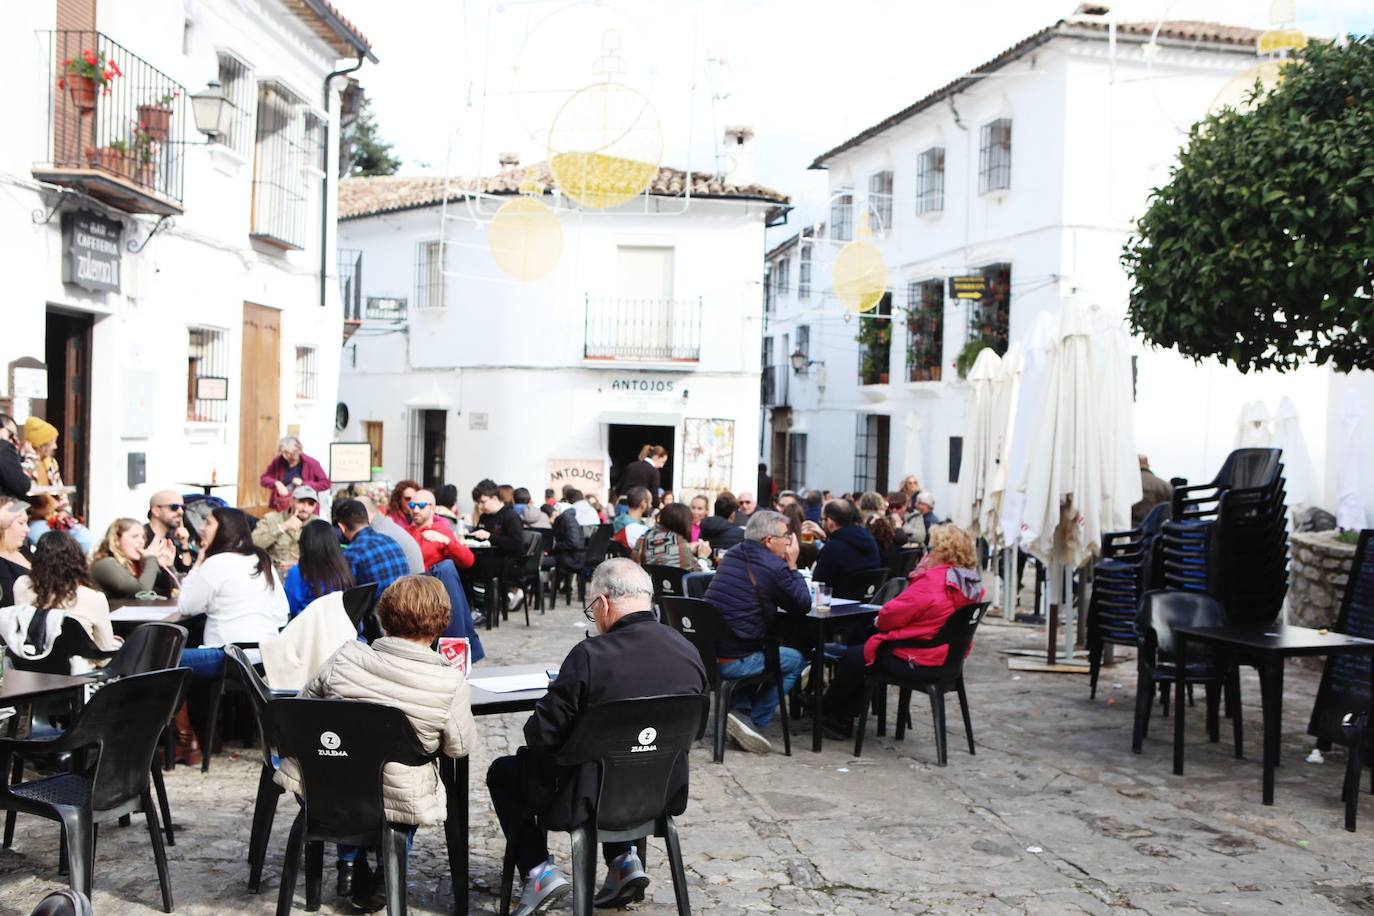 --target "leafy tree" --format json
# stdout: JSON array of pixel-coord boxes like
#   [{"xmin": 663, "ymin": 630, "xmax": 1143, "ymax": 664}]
[
  {"xmin": 346, "ymin": 96, "xmax": 401, "ymax": 177},
  {"xmin": 1122, "ymin": 36, "xmax": 1374, "ymax": 372}
]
